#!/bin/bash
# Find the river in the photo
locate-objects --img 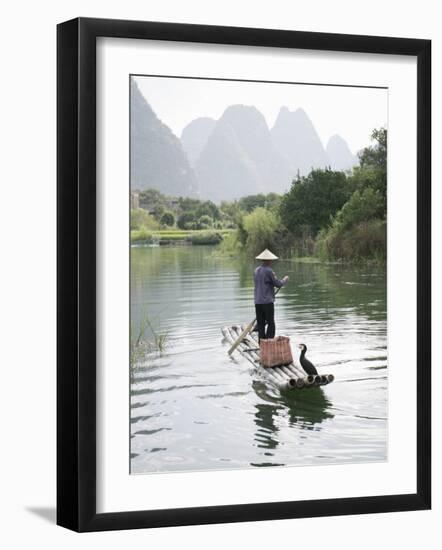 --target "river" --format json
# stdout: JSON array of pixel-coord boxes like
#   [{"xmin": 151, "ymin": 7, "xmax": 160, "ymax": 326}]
[{"xmin": 130, "ymin": 245, "xmax": 387, "ymax": 474}]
